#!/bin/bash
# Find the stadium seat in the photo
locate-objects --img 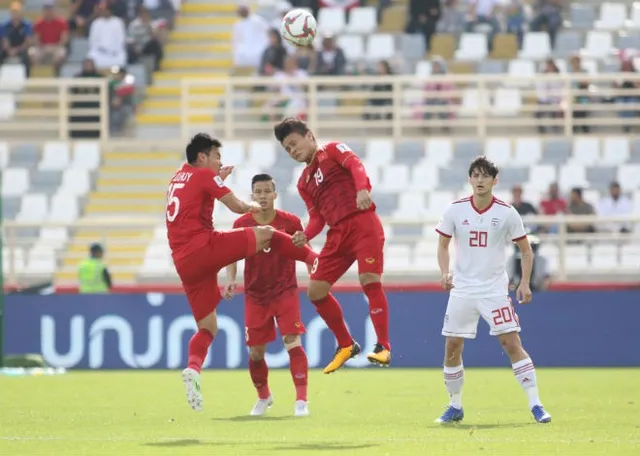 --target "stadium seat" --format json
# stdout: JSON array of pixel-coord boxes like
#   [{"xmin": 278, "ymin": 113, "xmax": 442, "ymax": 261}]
[
  {"xmin": 220, "ymin": 140, "xmax": 245, "ymax": 165},
  {"xmin": 0, "ymin": 64, "xmax": 26, "ymax": 91},
  {"xmin": 2, "ymin": 168, "xmax": 29, "ymax": 196},
  {"xmin": 16, "ymin": 193, "xmax": 48, "ymax": 222},
  {"xmin": 60, "ymin": 168, "xmax": 90, "ymax": 195},
  {"xmin": 582, "ymin": 188, "xmax": 601, "ymax": 205},
  {"xmin": 366, "ymin": 34, "xmax": 395, "ymax": 61},
  {"xmin": 229, "ymin": 167, "xmax": 261, "ymax": 192},
  {"xmin": 394, "ymin": 192, "xmax": 429, "ymax": 220},
  {"xmin": 317, "ymin": 7, "xmax": 346, "ymax": 34},
  {"xmin": 581, "ymin": 31, "xmax": 614, "ymax": 59},
  {"xmin": 141, "ymin": 243, "xmax": 173, "ymax": 274},
  {"xmin": 558, "ymin": 164, "xmax": 589, "ymax": 189},
  {"xmin": 514, "ymin": 138, "xmax": 542, "ymax": 166},
  {"xmin": 0, "ymin": 93, "xmax": 15, "ymax": 120},
  {"xmin": 415, "ymin": 61, "xmax": 432, "ymax": 77},
  {"xmin": 571, "ymin": 137, "xmax": 600, "ymax": 165},
  {"xmin": 409, "ymin": 162, "xmax": 439, "ymax": 191},
  {"xmin": 594, "ymin": 3, "xmax": 627, "ymax": 30},
  {"xmin": 430, "ymin": 34, "xmax": 456, "ymax": 60},
  {"xmin": 425, "ymin": 138, "xmax": 453, "ymax": 165},
  {"xmin": 478, "ymin": 60, "xmax": 505, "ymax": 74},
  {"xmin": 621, "ymin": 244, "xmax": 640, "ymax": 268},
  {"xmin": 459, "ymin": 89, "xmax": 490, "ymax": 116},
  {"xmin": 528, "ymin": 164, "xmax": 557, "ymax": 192},
  {"xmin": 428, "ymin": 190, "xmax": 455, "ymax": 214},
  {"xmin": 485, "ymin": 138, "xmax": 512, "ymax": 167},
  {"xmin": 491, "ymin": 88, "xmax": 522, "ymax": 116},
  {"xmin": 507, "ymin": 59, "xmax": 536, "ymax": 86},
  {"xmin": 564, "ymin": 245, "xmax": 589, "ymax": 271},
  {"xmin": 49, "ymin": 192, "xmax": 79, "ymax": 223},
  {"xmin": 454, "ymin": 33, "xmax": 488, "ymax": 61},
  {"xmin": 39, "ymin": 227, "xmax": 69, "ymax": 249},
  {"xmin": 413, "ymin": 241, "xmax": 439, "ymax": 271},
  {"xmin": 617, "ymin": 164, "xmax": 640, "ymax": 189},
  {"xmin": 490, "ymin": 34, "xmax": 518, "ymax": 59},
  {"xmin": 346, "ymin": 7, "xmax": 377, "ymax": 34},
  {"xmin": 570, "ymin": 3, "xmax": 596, "ymax": 29},
  {"xmin": 366, "ymin": 139, "xmax": 394, "ymax": 164},
  {"xmin": 336, "ymin": 35, "xmax": 365, "ymax": 61},
  {"xmin": 554, "ymin": 31, "xmax": 582, "ymax": 58},
  {"xmin": 626, "ymin": 2, "xmax": 640, "ymax": 29},
  {"xmin": 386, "ymin": 244, "xmax": 412, "ymax": 271},
  {"xmin": 3, "ymin": 247, "xmax": 26, "ymax": 275},
  {"xmin": 0, "ymin": 142, "xmax": 8, "ymax": 168},
  {"xmin": 379, "ymin": 164, "xmax": 409, "ymax": 193},
  {"xmin": 601, "ymin": 137, "xmax": 630, "ymax": 165},
  {"xmin": 72, "ymin": 142, "xmax": 101, "ymax": 170},
  {"xmin": 287, "ymin": 164, "xmax": 305, "ymax": 193},
  {"xmin": 401, "ymin": 34, "xmax": 426, "ymax": 61},
  {"xmin": 26, "ymin": 245, "xmax": 57, "ymax": 275},
  {"xmin": 519, "ymin": 32, "xmax": 551, "ymax": 60},
  {"xmin": 247, "ymin": 140, "xmax": 276, "ymax": 169},
  {"xmin": 39, "ymin": 142, "xmax": 70, "ymax": 170},
  {"xmin": 590, "ymin": 243, "xmax": 618, "ymax": 269}
]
